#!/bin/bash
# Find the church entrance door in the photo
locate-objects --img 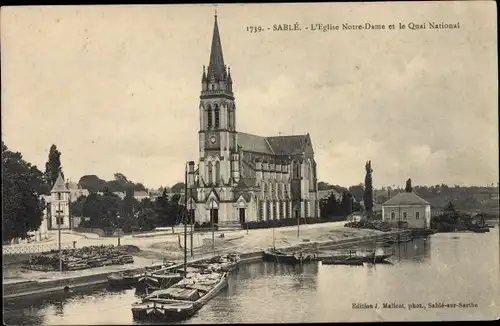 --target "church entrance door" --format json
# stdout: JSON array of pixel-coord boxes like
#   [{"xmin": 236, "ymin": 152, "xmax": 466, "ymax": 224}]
[
  {"xmin": 210, "ymin": 209, "xmax": 219, "ymax": 225},
  {"xmin": 239, "ymin": 208, "xmax": 246, "ymax": 224}
]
